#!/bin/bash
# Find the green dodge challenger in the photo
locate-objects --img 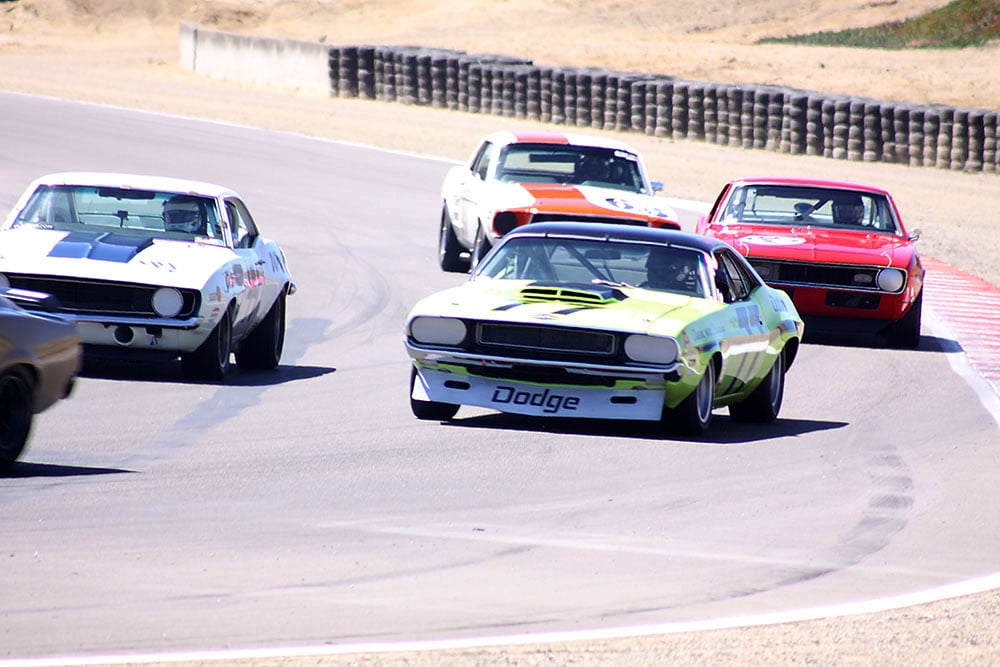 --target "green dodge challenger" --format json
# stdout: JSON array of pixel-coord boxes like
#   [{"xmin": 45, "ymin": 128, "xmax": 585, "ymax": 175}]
[{"xmin": 405, "ymin": 222, "xmax": 804, "ymax": 435}]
